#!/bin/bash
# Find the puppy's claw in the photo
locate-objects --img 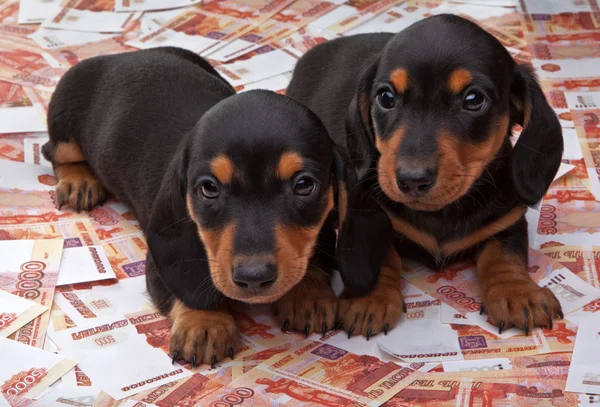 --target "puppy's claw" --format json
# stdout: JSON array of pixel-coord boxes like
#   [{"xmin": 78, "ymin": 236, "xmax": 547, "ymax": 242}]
[
  {"xmin": 347, "ymin": 325, "xmax": 354, "ymax": 339},
  {"xmin": 211, "ymin": 355, "xmax": 217, "ymax": 369},
  {"xmin": 304, "ymin": 325, "xmax": 309, "ymax": 338},
  {"xmin": 366, "ymin": 328, "xmax": 372, "ymax": 341},
  {"xmin": 76, "ymin": 189, "xmax": 83, "ymax": 212},
  {"xmin": 523, "ymin": 306, "xmax": 530, "ymax": 336},
  {"xmin": 282, "ymin": 320, "xmax": 289, "ymax": 332},
  {"xmin": 335, "ymin": 320, "xmax": 342, "ymax": 330},
  {"xmin": 498, "ymin": 321, "xmax": 505, "ymax": 335},
  {"xmin": 383, "ymin": 323, "xmax": 389, "ymax": 336},
  {"xmin": 543, "ymin": 304, "xmax": 553, "ymax": 329},
  {"xmin": 480, "ymin": 305, "xmax": 485, "ymax": 315},
  {"xmin": 171, "ymin": 351, "xmax": 178, "ymax": 364},
  {"xmin": 190, "ymin": 355, "xmax": 196, "ymax": 368},
  {"xmin": 228, "ymin": 347, "xmax": 235, "ymax": 360},
  {"xmin": 558, "ymin": 309, "xmax": 564, "ymax": 320},
  {"xmin": 322, "ymin": 323, "xmax": 327, "ymax": 336},
  {"xmin": 57, "ymin": 191, "xmax": 65, "ymax": 210},
  {"xmin": 403, "ymin": 303, "xmax": 407, "ymax": 313}
]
